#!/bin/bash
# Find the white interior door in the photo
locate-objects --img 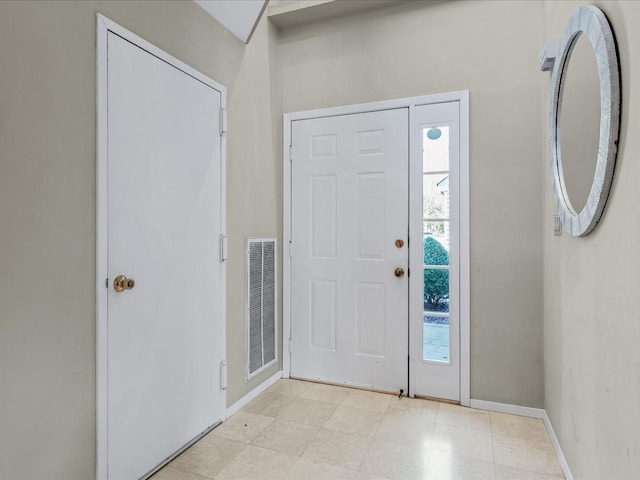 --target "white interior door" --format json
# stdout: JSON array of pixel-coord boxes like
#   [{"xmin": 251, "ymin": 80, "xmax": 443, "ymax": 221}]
[
  {"xmin": 290, "ymin": 109, "xmax": 409, "ymax": 392},
  {"xmin": 106, "ymin": 32, "xmax": 225, "ymax": 479},
  {"xmin": 412, "ymin": 101, "xmax": 461, "ymax": 401}
]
